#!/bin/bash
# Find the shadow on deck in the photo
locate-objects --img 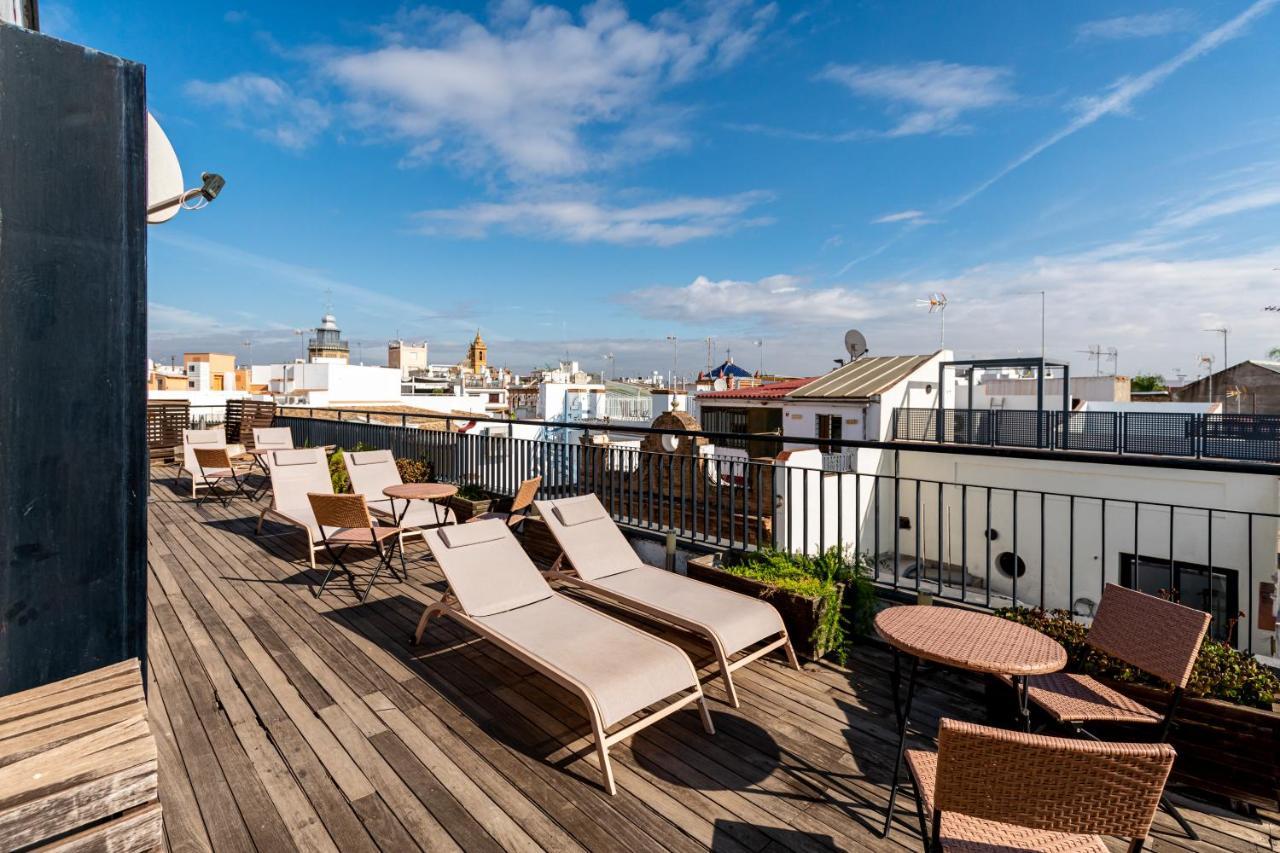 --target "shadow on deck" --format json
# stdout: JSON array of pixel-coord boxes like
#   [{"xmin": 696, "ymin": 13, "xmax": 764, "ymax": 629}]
[{"xmin": 145, "ymin": 467, "xmax": 1278, "ymax": 852}]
